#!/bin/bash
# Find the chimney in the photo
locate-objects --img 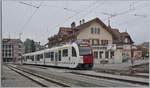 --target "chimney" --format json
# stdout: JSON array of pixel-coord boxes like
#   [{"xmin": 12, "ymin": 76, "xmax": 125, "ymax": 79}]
[
  {"xmin": 71, "ymin": 21, "xmax": 76, "ymax": 28},
  {"xmin": 80, "ymin": 20, "xmax": 82, "ymax": 25},
  {"xmin": 108, "ymin": 18, "xmax": 111, "ymax": 28},
  {"xmin": 82, "ymin": 19, "xmax": 85, "ymax": 24}
]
